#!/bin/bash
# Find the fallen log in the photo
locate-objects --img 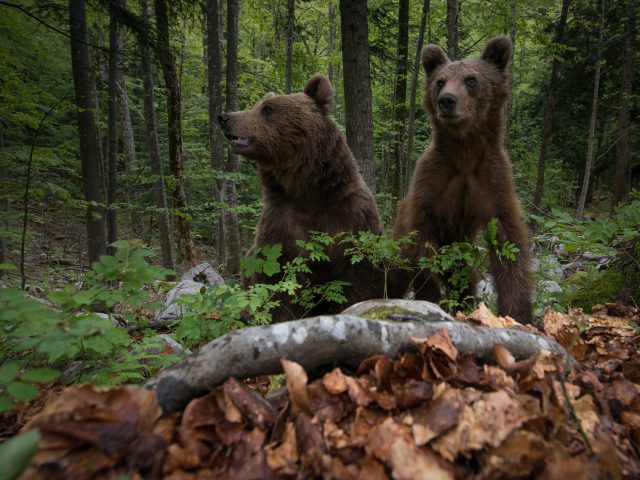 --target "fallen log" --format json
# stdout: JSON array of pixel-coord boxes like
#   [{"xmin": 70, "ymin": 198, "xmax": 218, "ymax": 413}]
[{"xmin": 145, "ymin": 301, "xmax": 572, "ymax": 414}]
